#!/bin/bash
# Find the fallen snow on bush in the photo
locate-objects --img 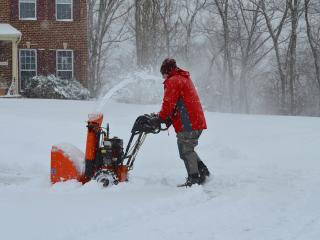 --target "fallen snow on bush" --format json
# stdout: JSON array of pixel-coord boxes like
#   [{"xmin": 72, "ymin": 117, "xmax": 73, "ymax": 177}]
[{"xmin": 24, "ymin": 75, "xmax": 90, "ymax": 100}]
